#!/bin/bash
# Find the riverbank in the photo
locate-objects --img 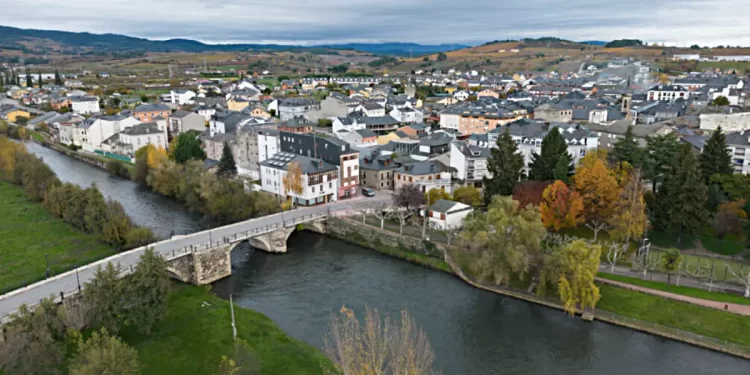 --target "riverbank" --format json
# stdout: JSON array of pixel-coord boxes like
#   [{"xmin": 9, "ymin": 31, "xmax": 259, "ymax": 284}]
[
  {"xmin": 326, "ymin": 217, "xmax": 750, "ymax": 360},
  {"xmin": 120, "ymin": 284, "xmax": 332, "ymax": 375},
  {"xmin": 0, "ymin": 182, "xmax": 116, "ymax": 294}
]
